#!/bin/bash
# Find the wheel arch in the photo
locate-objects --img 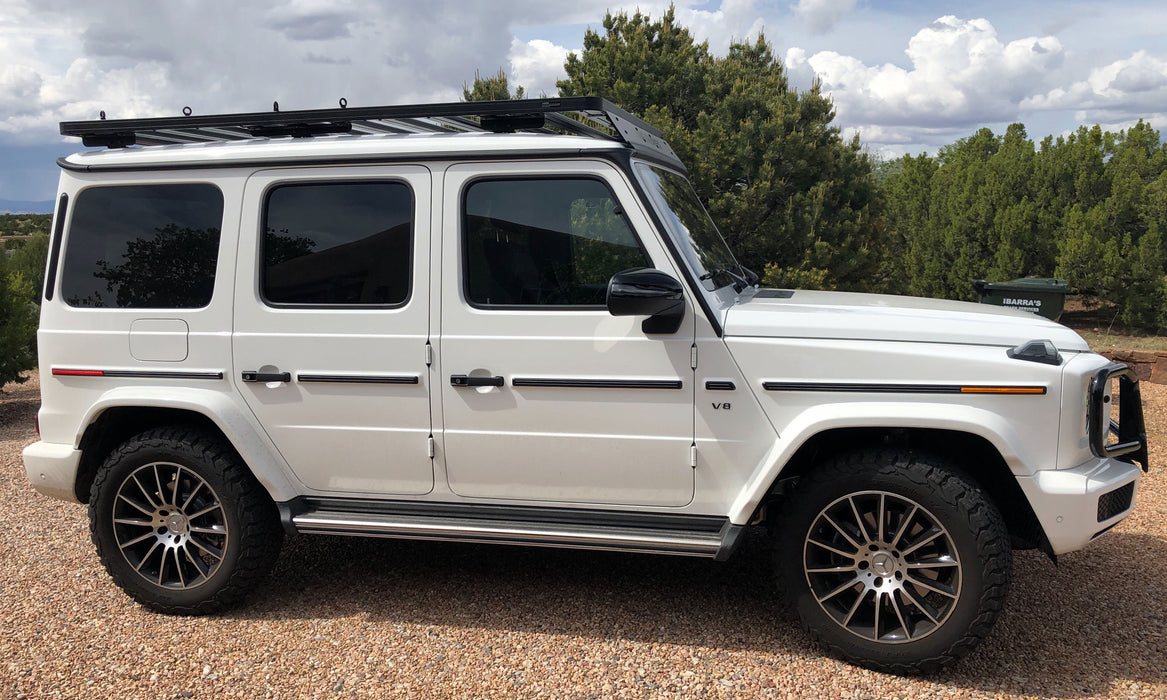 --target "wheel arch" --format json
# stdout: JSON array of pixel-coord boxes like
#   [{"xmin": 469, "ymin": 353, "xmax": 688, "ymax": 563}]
[
  {"xmin": 72, "ymin": 389, "xmax": 301, "ymax": 504},
  {"xmin": 730, "ymin": 403, "xmax": 1051, "ymax": 553}
]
